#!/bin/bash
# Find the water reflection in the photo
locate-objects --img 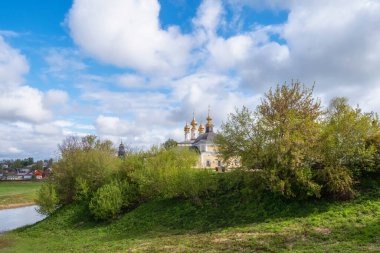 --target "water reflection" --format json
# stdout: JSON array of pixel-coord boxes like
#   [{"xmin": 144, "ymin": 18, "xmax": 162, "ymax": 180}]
[{"xmin": 0, "ymin": 205, "xmax": 46, "ymax": 233}]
